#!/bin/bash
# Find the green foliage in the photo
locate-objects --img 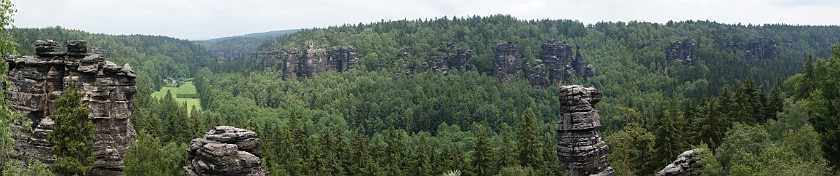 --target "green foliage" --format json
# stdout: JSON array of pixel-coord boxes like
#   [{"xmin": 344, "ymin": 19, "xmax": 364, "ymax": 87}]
[
  {"xmin": 495, "ymin": 165, "xmax": 535, "ymax": 176},
  {"xmin": 2, "ymin": 159, "xmax": 56, "ymax": 176},
  {"xmin": 0, "ymin": 0, "xmax": 15, "ymax": 57},
  {"xmin": 517, "ymin": 108, "xmax": 542, "ymax": 168},
  {"xmin": 123, "ymin": 131, "xmax": 188, "ymax": 176},
  {"xmin": 605, "ymin": 125, "xmax": 657, "ymax": 176},
  {"xmin": 0, "ymin": 0, "xmax": 16, "ymax": 153},
  {"xmin": 467, "ymin": 124, "xmax": 493, "ymax": 176},
  {"xmin": 49, "ymin": 85, "xmax": 93, "ymax": 176}
]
